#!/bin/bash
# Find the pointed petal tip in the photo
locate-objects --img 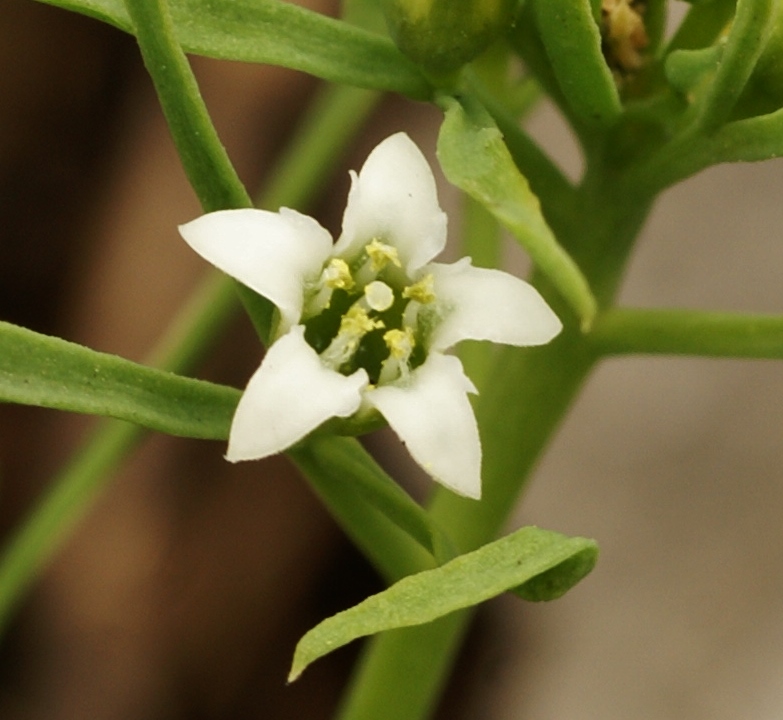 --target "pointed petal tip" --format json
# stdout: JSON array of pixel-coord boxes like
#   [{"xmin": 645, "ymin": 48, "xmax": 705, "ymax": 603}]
[
  {"xmin": 335, "ymin": 132, "xmax": 447, "ymax": 271},
  {"xmin": 429, "ymin": 261, "xmax": 564, "ymax": 351},
  {"xmin": 225, "ymin": 327, "xmax": 367, "ymax": 463},
  {"xmin": 178, "ymin": 208, "xmax": 333, "ymax": 331},
  {"xmin": 367, "ymin": 353, "xmax": 482, "ymax": 500}
]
